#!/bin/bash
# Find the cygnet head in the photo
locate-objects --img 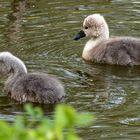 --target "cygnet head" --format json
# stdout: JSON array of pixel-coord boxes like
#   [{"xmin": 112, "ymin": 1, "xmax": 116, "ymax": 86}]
[
  {"xmin": 0, "ymin": 52, "xmax": 27, "ymax": 74},
  {"xmin": 74, "ymin": 14, "xmax": 109, "ymax": 40}
]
